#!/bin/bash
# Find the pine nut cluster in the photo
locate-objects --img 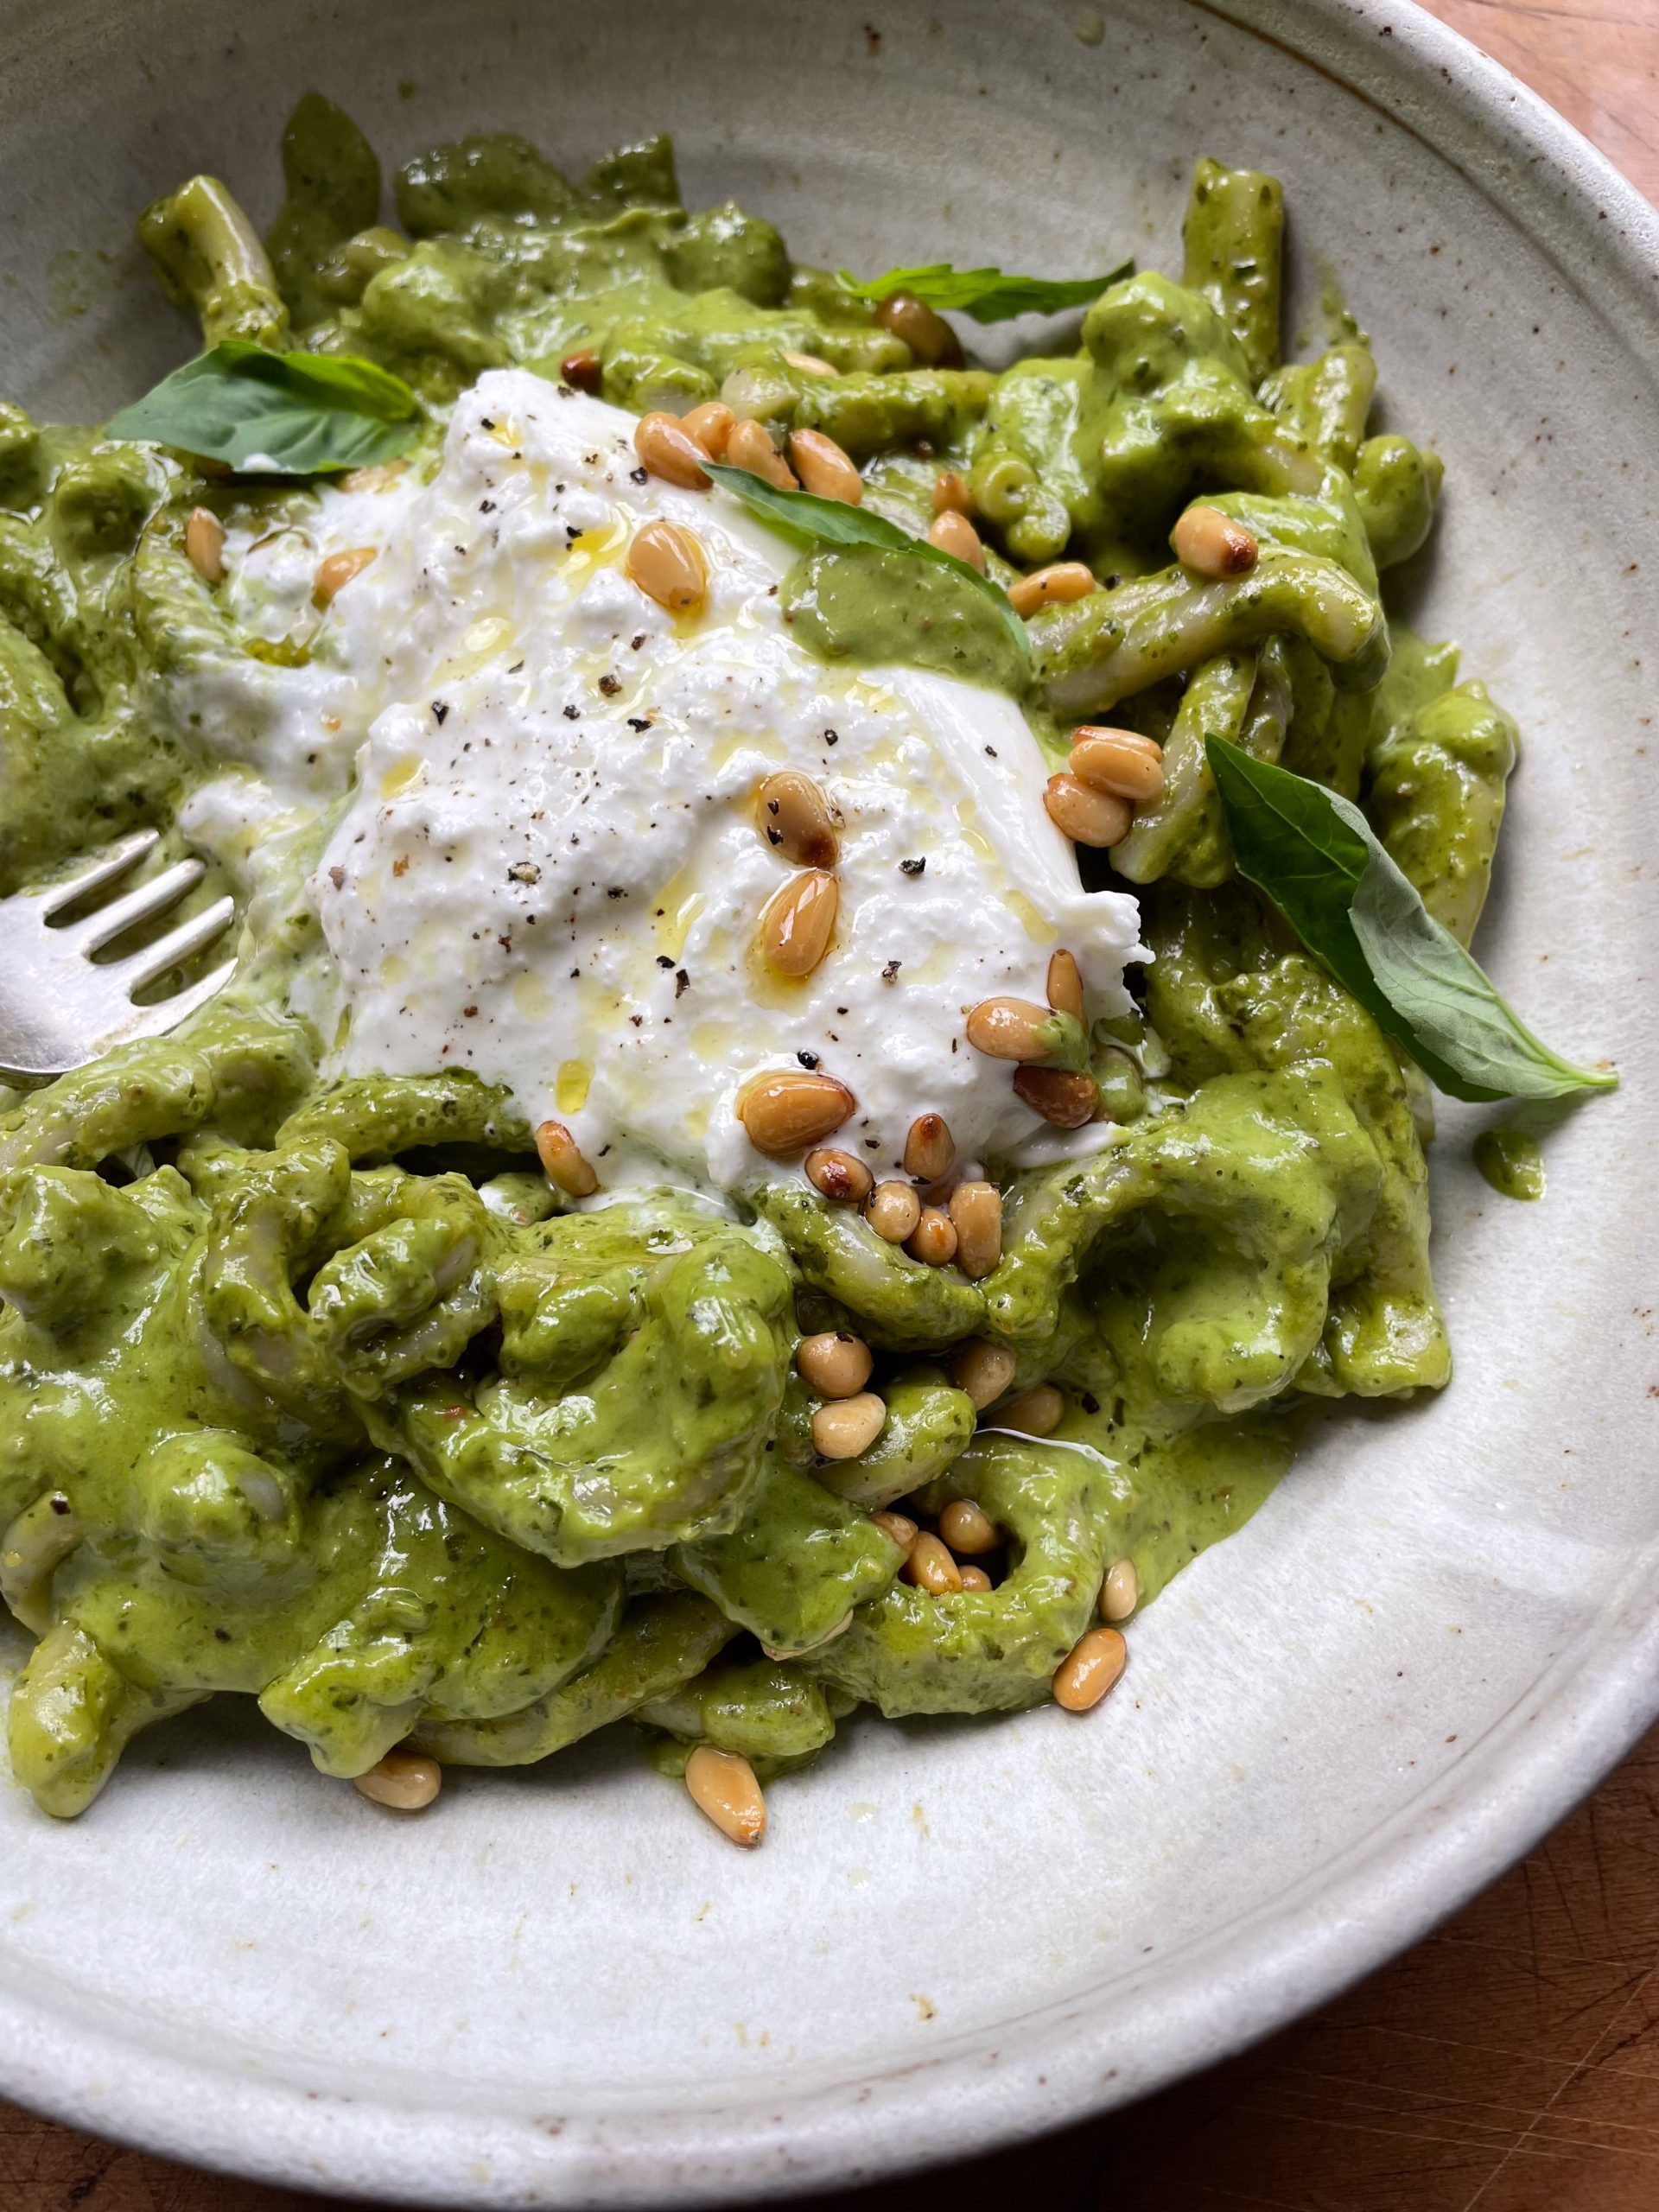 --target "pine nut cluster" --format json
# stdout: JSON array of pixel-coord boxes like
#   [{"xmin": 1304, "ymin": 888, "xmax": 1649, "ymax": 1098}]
[
  {"xmin": 621, "ymin": 389, "xmax": 870, "ymax": 625},
  {"xmin": 923, "ymin": 473, "xmax": 1249, "ymax": 861},
  {"xmin": 680, "ymin": 1540, "xmax": 1137, "ymax": 1846},
  {"xmin": 960, "ymin": 944, "xmax": 1104, "ymax": 1132},
  {"xmin": 1043, "ymin": 723, "xmax": 1170, "ymax": 850},
  {"xmin": 798, "ymin": 1117, "xmax": 1003, "ymax": 1280}
]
